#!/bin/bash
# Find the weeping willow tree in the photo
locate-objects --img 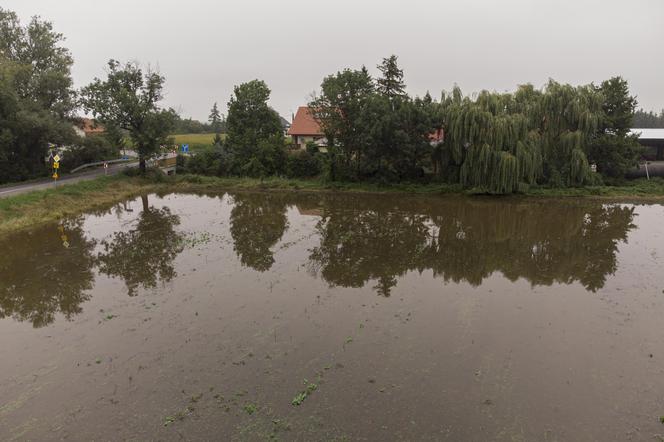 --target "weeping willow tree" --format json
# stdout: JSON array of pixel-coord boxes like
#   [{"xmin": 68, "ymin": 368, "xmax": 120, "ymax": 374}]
[{"xmin": 435, "ymin": 80, "xmax": 603, "ymax": 193}]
